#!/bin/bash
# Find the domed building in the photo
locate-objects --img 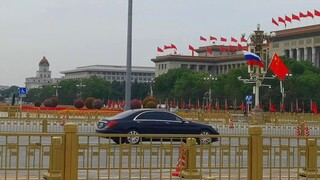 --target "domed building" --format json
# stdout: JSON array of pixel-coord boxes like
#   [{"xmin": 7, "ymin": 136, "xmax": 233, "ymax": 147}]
[{"xmin": 25, "ymin": 56, "xmax": 60, "ymax": 89}]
